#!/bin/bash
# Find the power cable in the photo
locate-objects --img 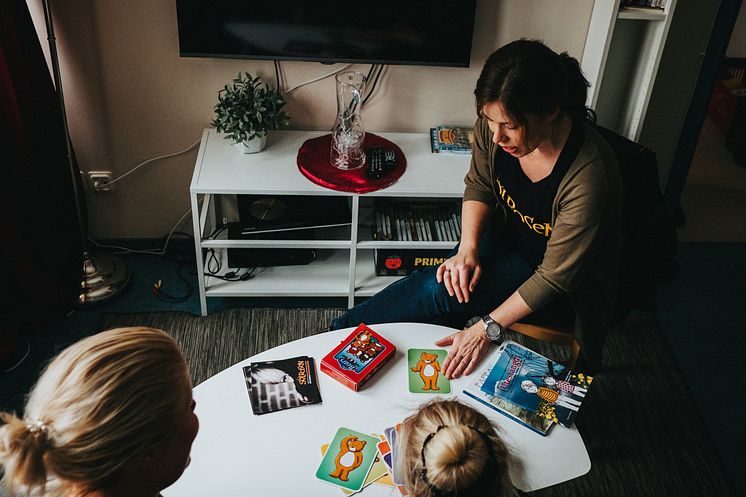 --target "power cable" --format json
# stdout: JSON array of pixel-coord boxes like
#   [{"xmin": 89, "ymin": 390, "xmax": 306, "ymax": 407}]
[
  {"xmin": 284, "ymin": 64, "xmax": 353, "ymax": 94},
  {"xmin": 88, "ymin": 208, "xmax": 193, "ymax": 256},
  {"xmin": 105, "ymin": 139, "xmax": 201, "ymax": 188}
]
